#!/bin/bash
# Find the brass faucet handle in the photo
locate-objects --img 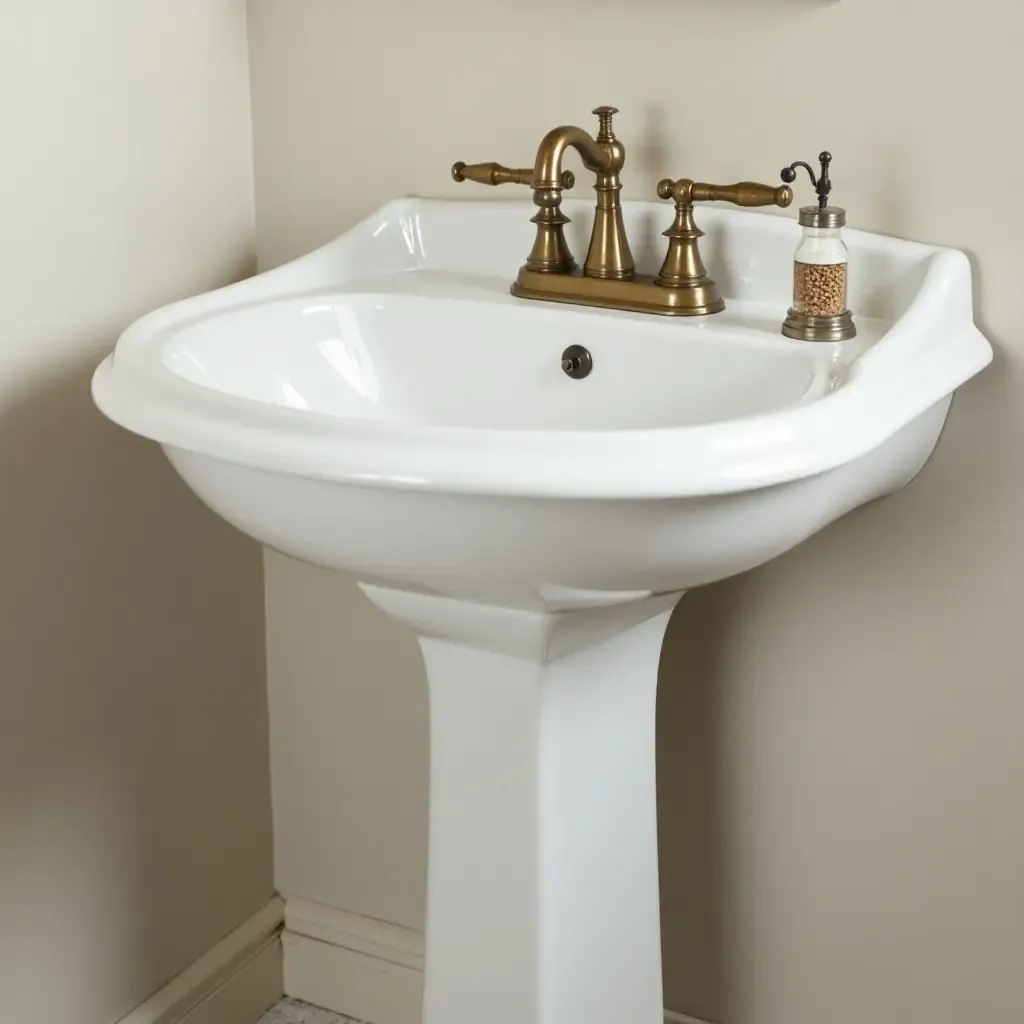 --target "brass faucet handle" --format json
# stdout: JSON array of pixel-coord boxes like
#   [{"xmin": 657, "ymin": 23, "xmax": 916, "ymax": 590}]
[
  {"xmin": 452, "ymin": 161, "xmax": 575, "ymax": 189},
  {"xmin": 657, "ymin": 178, "xmax": 793, "ymax": 209},
  {"xmin": 592, "ymin": 106, "xmax": 619, "ymax": 143},
  {"xmin": 652, "ymin": 175, "xmax": 792, "ymax": 314}
]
